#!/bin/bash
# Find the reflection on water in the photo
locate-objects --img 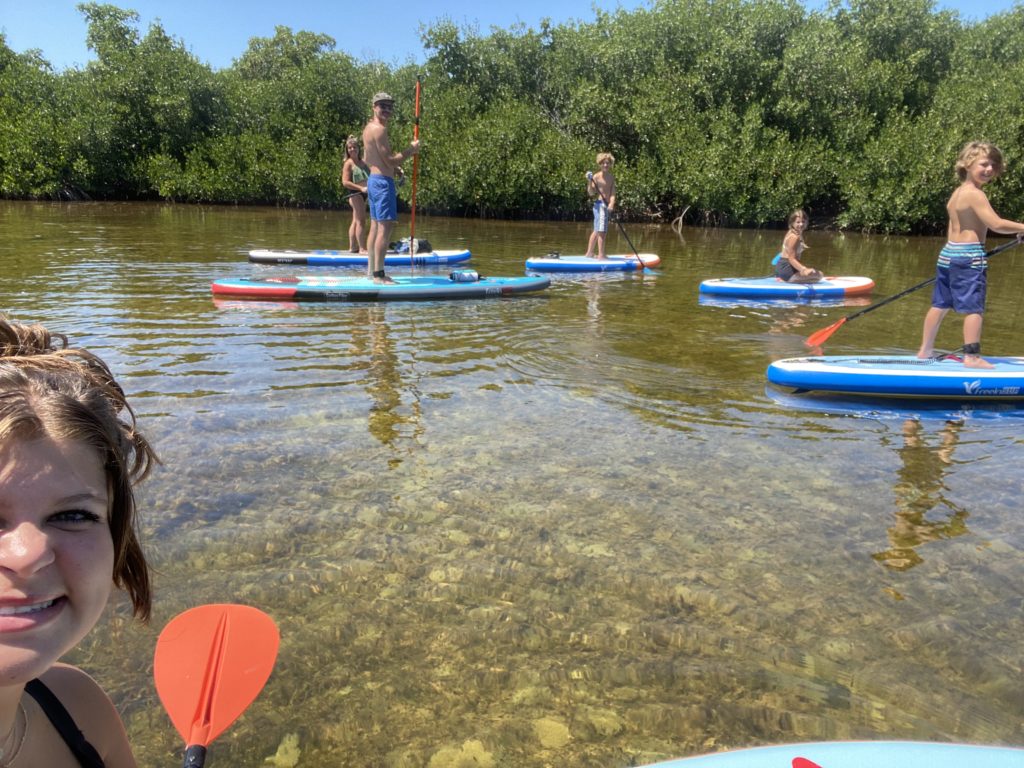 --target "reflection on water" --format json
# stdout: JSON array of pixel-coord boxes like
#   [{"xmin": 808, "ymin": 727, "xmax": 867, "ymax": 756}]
[
  {"xmin": 349, "ymin": 305, "xmax": 423, "ymax": 456},
  {"xmin": 697, "ymin": 295, "xmax": 873, "ymax": 310},
  {"xmin": 2, "ymin": 202, "xmax": 1023, "ymax": 767},
  {"xmin": 874, "ymin": 420, "xmax": 967, "ymax": 571}
]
